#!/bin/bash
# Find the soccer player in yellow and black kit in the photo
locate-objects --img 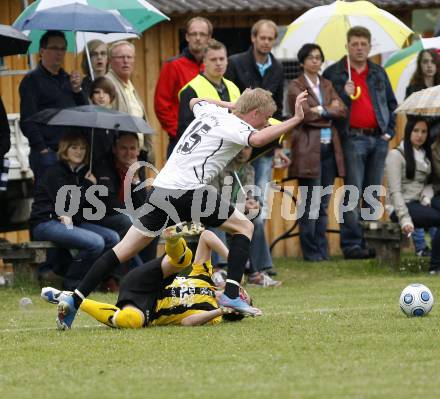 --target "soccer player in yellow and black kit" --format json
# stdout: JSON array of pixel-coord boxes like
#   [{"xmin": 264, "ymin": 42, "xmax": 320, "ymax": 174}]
[{"xmin": 42, "ymin": 229, "xmax": 258, "ymax": 328}]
